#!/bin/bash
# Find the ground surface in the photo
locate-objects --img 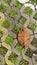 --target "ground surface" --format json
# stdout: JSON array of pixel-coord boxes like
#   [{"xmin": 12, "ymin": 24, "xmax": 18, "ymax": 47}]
[{"xmin": 0, "ymin": 0, "xmax": 37, "ymax": 65}]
